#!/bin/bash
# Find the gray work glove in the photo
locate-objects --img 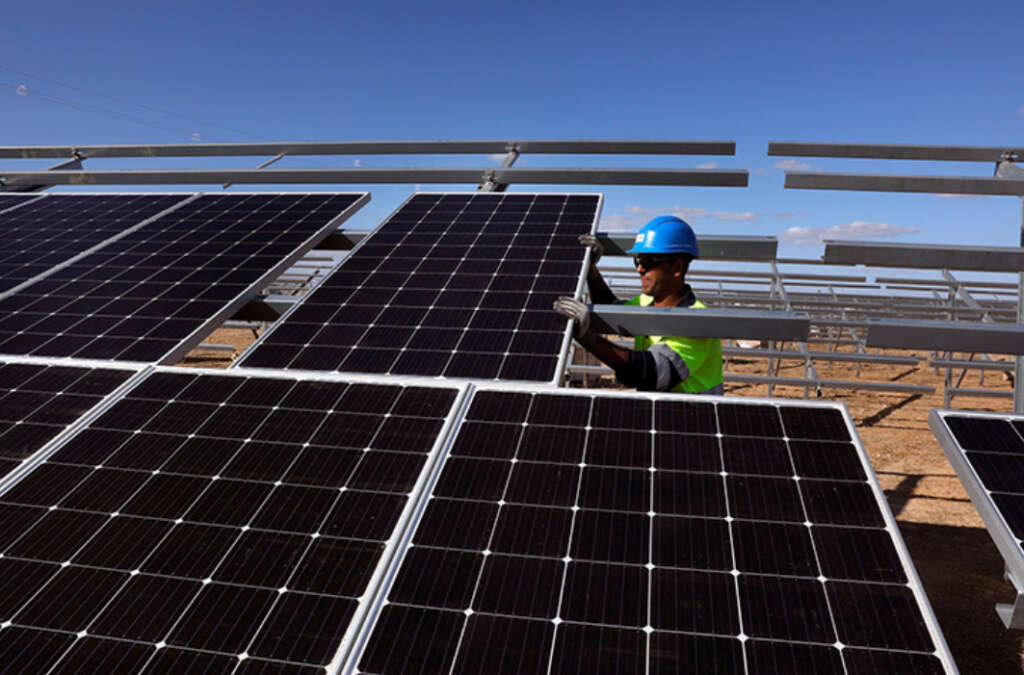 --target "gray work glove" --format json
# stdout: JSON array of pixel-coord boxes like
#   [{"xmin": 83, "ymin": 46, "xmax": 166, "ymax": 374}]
[
  {"xmin": 553, "ymin": 296, "xmax": 592, "ymax": 341},
  {"xmin": 578, "ymin": 233, "xmax": 603, "ymax": 265}
]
